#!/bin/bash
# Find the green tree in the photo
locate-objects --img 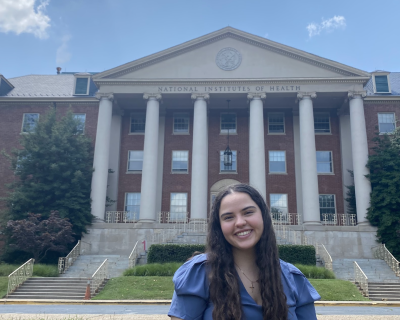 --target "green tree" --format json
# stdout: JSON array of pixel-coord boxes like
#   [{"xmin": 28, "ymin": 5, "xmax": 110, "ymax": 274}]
[
  {"xmin": 2, "ymin": 108, "xmax": 94, "ymax": 236},
  {"xmin": 344, "ymin": 170, "xmax": 357, "ymax": 216},
  {"xmin": 366, "ymin": 126, "xmax": 400, "ymax": 258}
]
